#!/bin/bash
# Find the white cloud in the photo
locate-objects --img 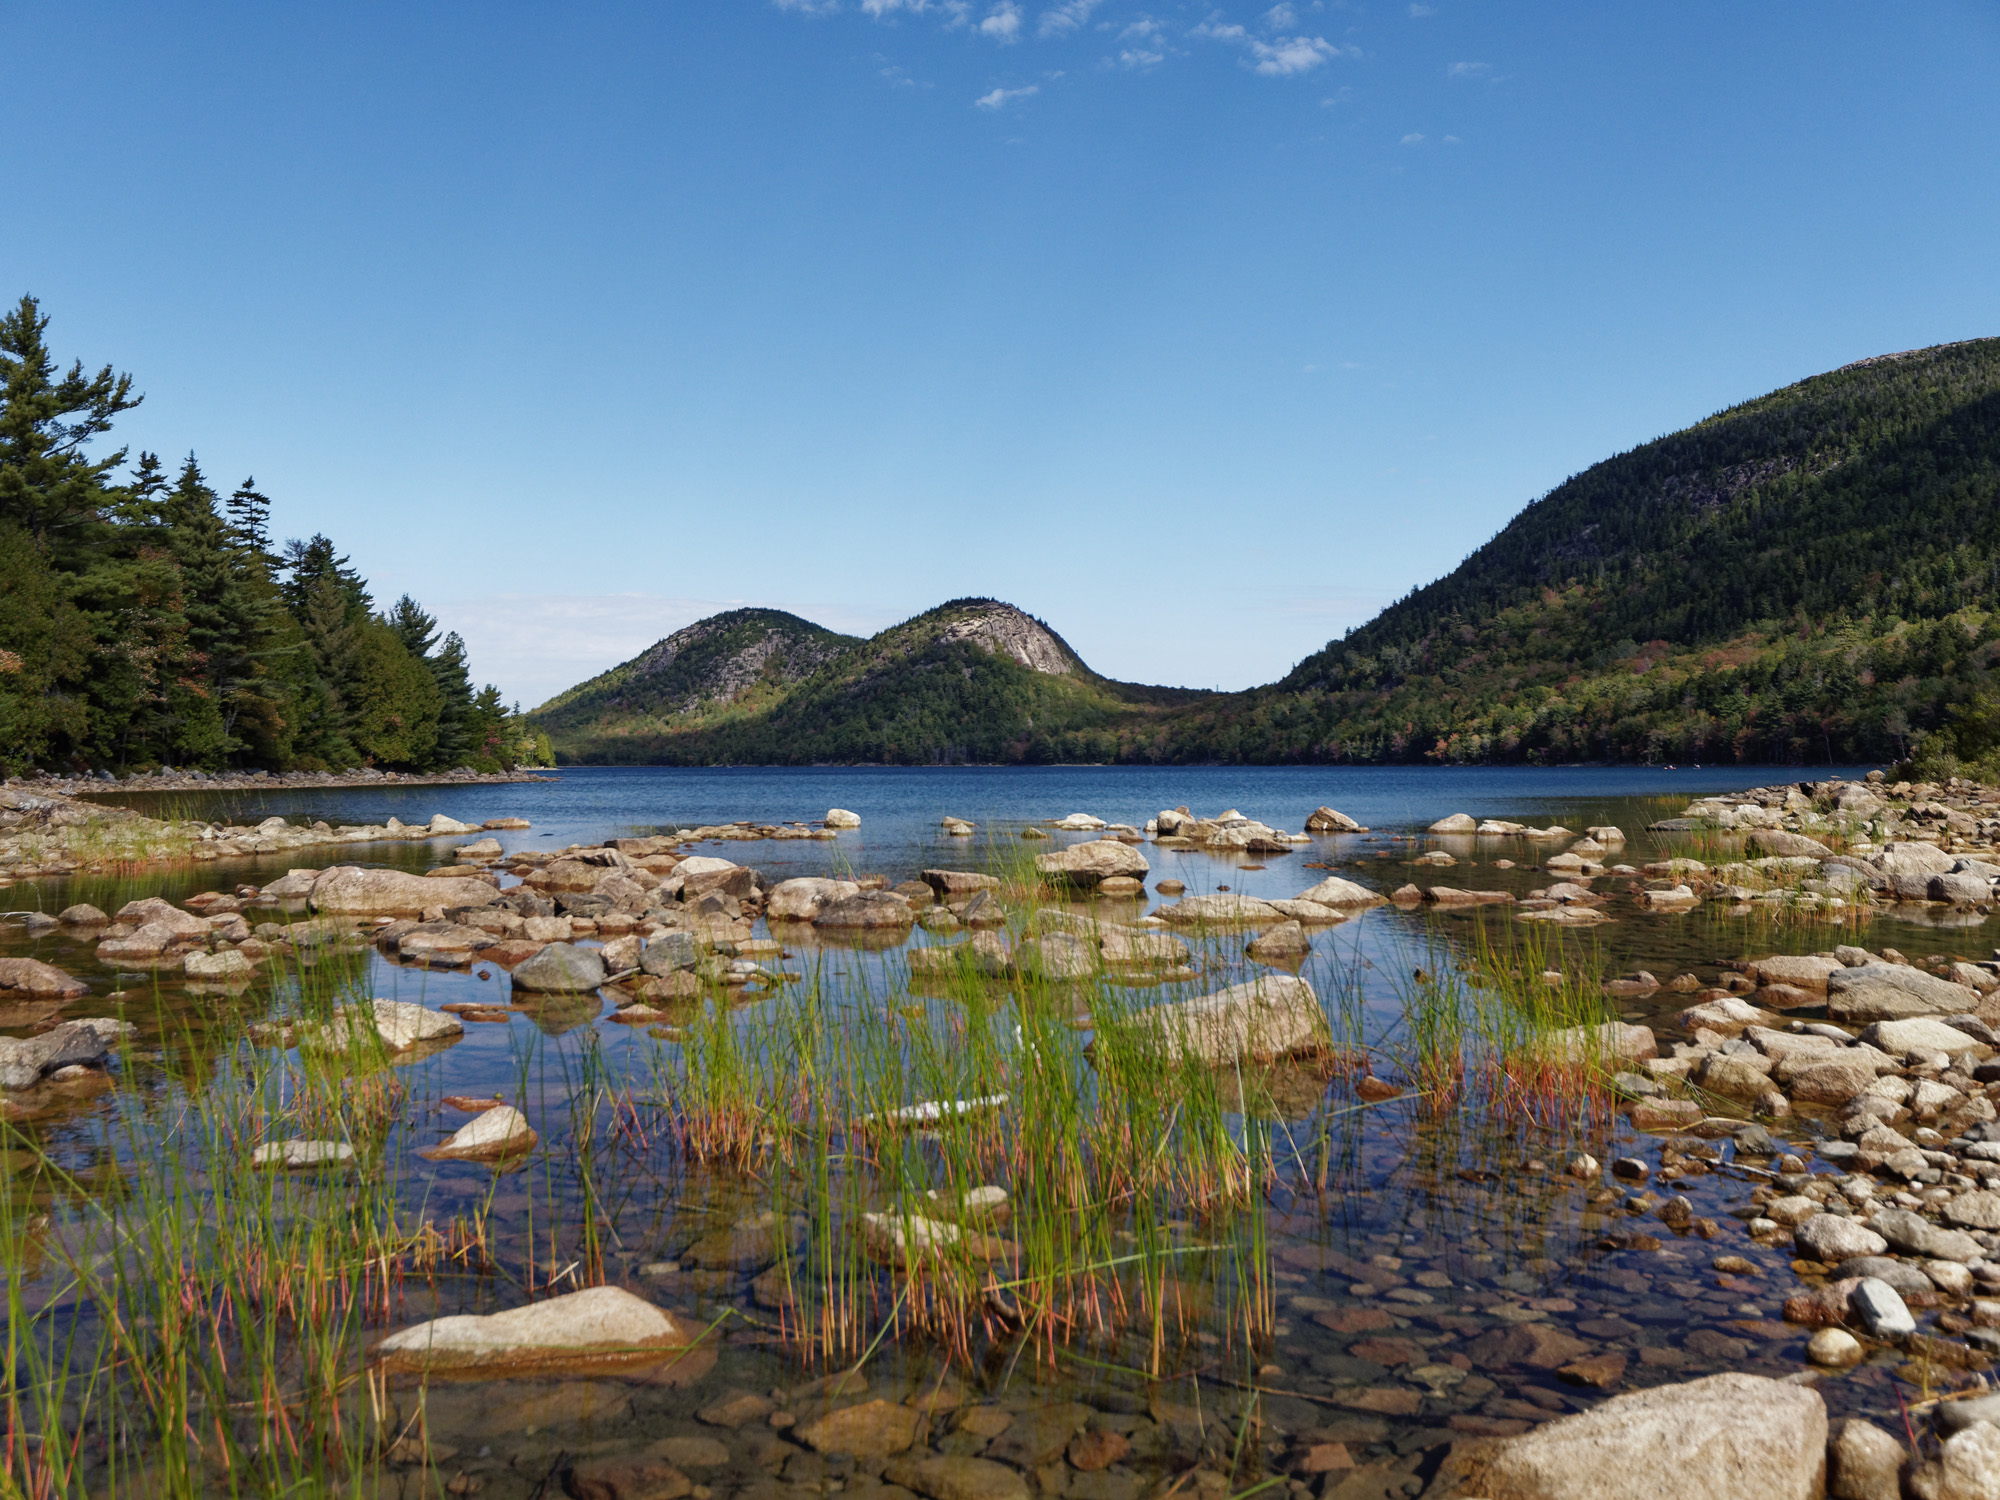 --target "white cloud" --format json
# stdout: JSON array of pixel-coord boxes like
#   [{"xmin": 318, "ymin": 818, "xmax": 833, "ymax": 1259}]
[
  {"xmin": 774, "ymin": 0, "xmax": 842, "ymax": 12},
  {"xmin": 1263, "ymin": 2, "xmax": 1297, "ymax": 26},
  {"xmin": 1038, "ymin": 0, "xmax": 1099, "ymax": 36},
  {"xmin": 980, "ymin": 1, "xmax": 1022, "ymax": 38},
  {"xmin": 1446, "ymin": 60, "xmax": 1489, "ymax": 78},
  {"xmin": 1114, "ymin": 46, "xmax": 1165, "ymax": 68},
  {"xmin": 1400, "ymin": 131, "xmax": 1425, "ymax": 144},
  {"xmin": 1195, "ymin": 19, "xmax": 1348, "ymax": 75},
  {"xmin": 975, "ymin": 83, "xmax": 1039, "ymax": 107},
  {"xmin": 1407, "ymin": 2, "xmax": 1435, "ymax": 14},
  {"xmin": 1247, "ymin": 35, "xmax": 1344, "ymax": 74},
  {"xmin": 1120, "ymin": 16, "xmax": 1163, "ymax": 37}
]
